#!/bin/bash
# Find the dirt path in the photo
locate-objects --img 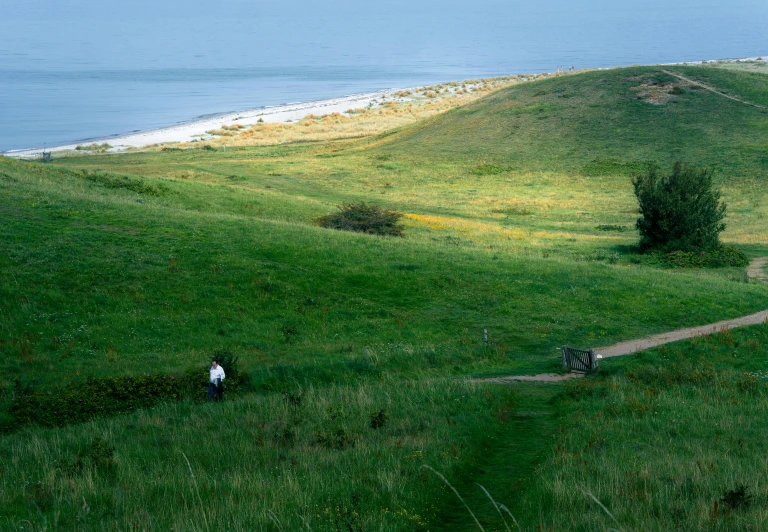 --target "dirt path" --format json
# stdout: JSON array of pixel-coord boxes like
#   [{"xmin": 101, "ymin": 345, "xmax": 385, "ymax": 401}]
[
  {"xmin": 661, "ymin": 69, "xmax": 768, "ymax": 110},
  {"xmin": 747, "ymin": 256, "xmax": 768, "ymax": 282},
  {"xmin": 477, "ymin": 257, "xmax": 768, "ymax": 384}
]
